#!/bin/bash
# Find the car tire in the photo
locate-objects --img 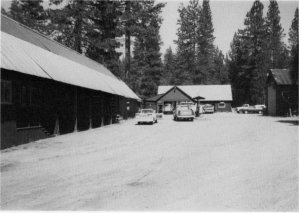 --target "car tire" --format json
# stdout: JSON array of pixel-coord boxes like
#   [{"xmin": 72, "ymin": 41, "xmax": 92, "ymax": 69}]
[
  {"xmin": 244, "ymin": 110, "xmax": 248, "ymax": 114},
  {"xmin": 191, "ymin": 118, "xmax": 194, "ymax": 121},
  {"xmin": 155, "ymin": 119, "xmax": 158, "ymax": 123}
]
